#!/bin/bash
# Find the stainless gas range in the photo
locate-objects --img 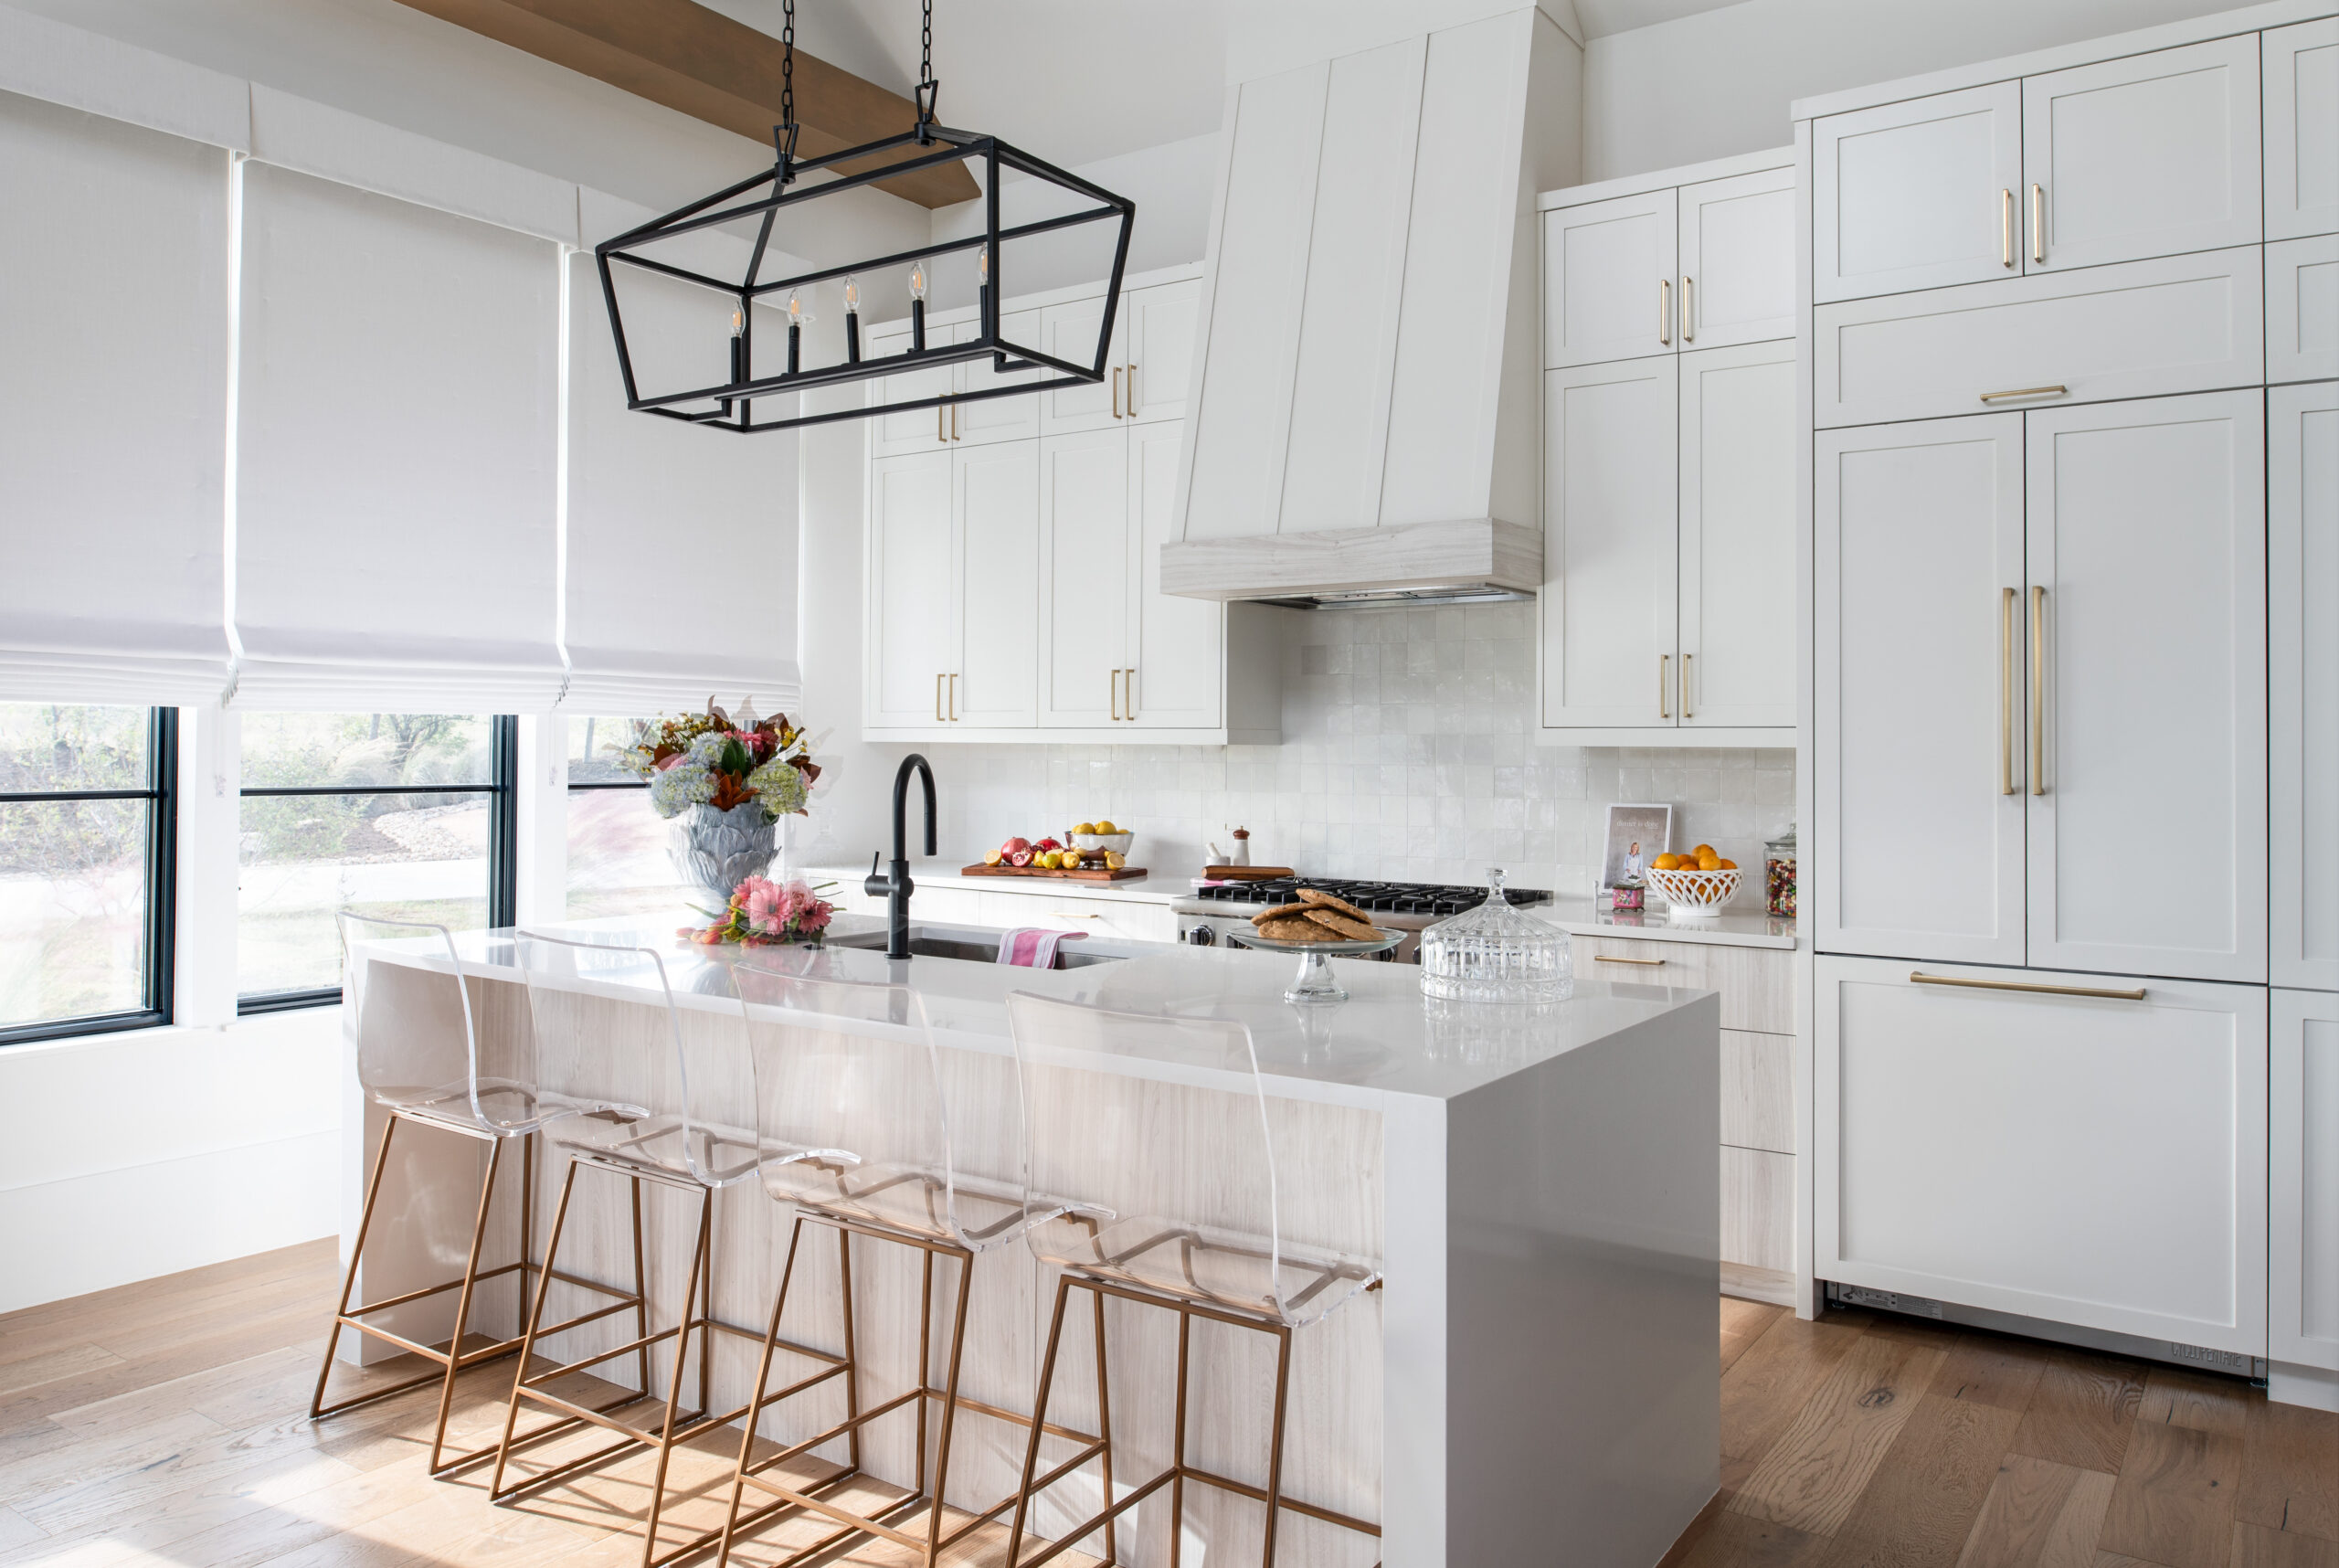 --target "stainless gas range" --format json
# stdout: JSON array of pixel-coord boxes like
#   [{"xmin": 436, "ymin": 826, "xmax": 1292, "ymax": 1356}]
[{"xmin": 1170, "ymin": 876, "xmax": 1554, "ymax": 962}]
